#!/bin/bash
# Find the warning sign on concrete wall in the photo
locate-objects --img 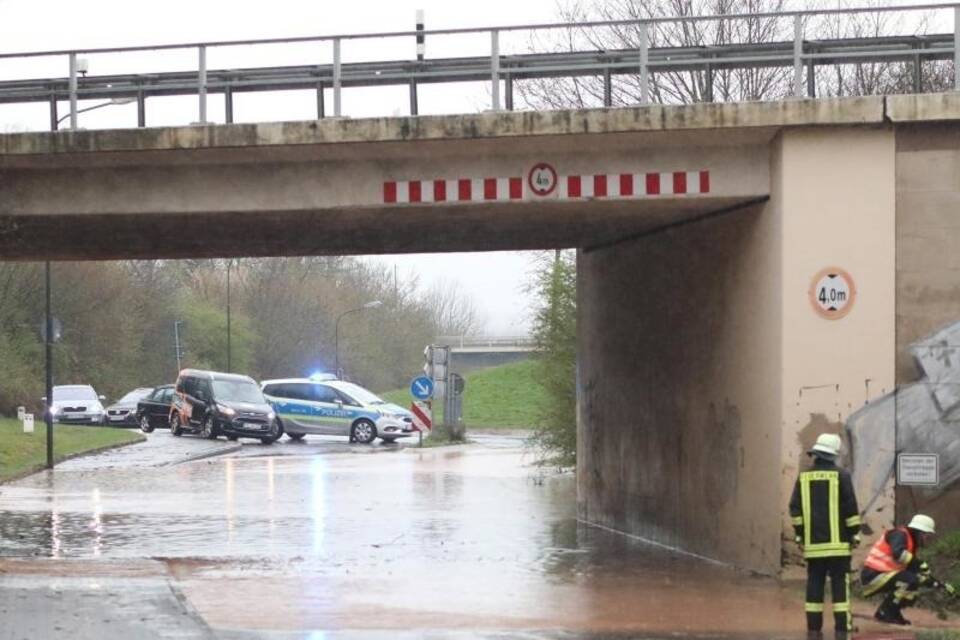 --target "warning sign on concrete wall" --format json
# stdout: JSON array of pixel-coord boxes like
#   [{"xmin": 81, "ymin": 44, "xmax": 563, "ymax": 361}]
[
  {"xmin": 809, "ymin": 267, "xmax": 857, "ymax": 320},
  {"xmin": 897, "ymin": 453, "xmax": 939, "ymax": 486}
]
